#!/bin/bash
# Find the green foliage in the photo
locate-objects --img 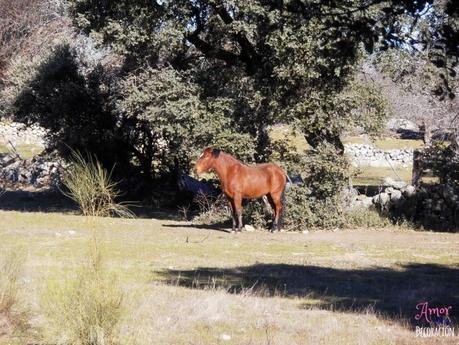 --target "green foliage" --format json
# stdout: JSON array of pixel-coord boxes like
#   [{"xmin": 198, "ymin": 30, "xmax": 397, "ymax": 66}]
[
  {"xmin": 6, "ymin": 45, "xmax": 135, "ymax": 172},
  {"xmin": 62, "ymin": 151, "xmax": 134, "ymax": 218},
  {"xmin": 422, "ymin": 143, "xmax": 459, "ymax": 187},
  {"xmin": 275, "ymin": 143, "xmax": 352, "ymax": 230},
  {"xmin": 117, "ymin": 66, "xmax": 255, "ymax": 173},
  {"xmin": 303, "ymin": 143, "xmax": 352, "ymax": 199},
  {"xmin": 67, "ymin": 0, "xmax": 400, "ymax": 157},
  {"xmin": 4, "ymin": 0, "xmax": 458, "ymax": 228},
  {"xmin": 243, "ymin": 199, "xmax": 271, "ymax": 230}
]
